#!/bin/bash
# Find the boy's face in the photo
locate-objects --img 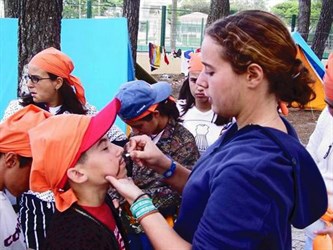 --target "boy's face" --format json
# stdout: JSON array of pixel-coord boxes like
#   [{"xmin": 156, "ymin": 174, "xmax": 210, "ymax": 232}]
[
  {"xmin": 78, "ymin": 136, "xmax": 127, "ymax": 185},
  {"xmin": 0, "ymin": 153, "xmax": 31, "ymax": 196}
]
